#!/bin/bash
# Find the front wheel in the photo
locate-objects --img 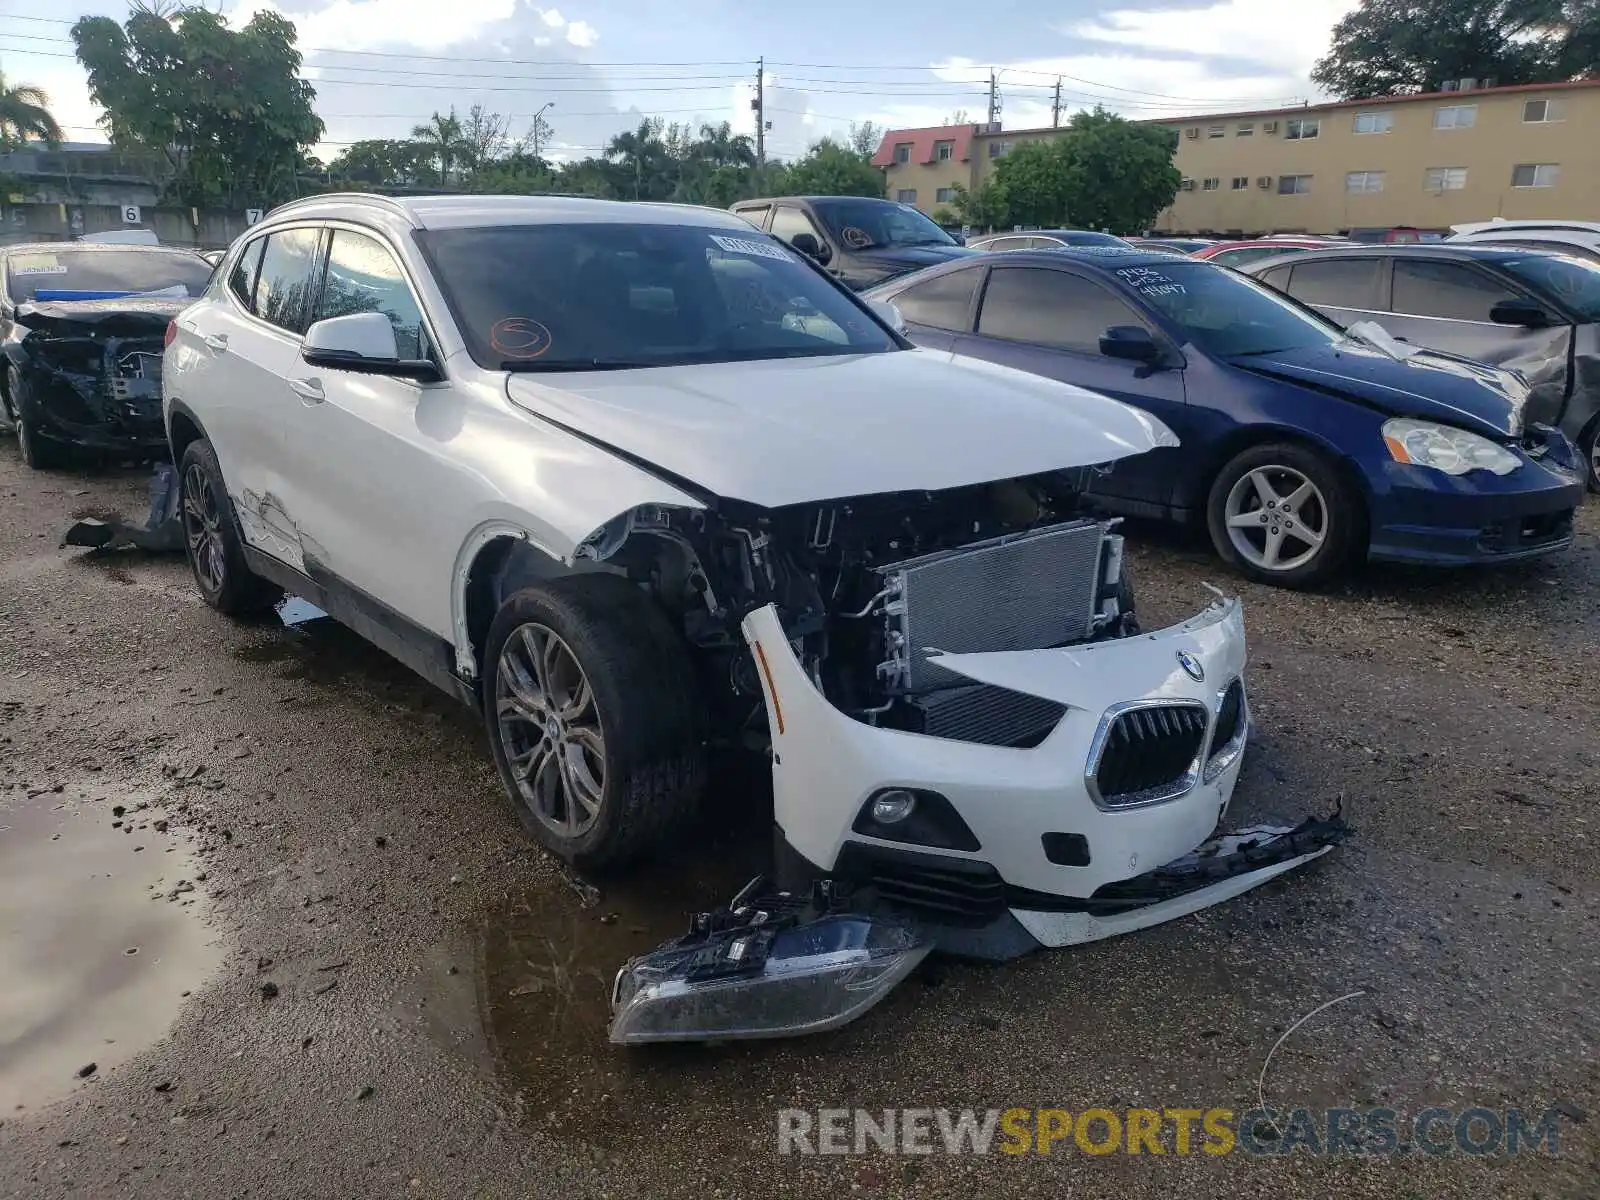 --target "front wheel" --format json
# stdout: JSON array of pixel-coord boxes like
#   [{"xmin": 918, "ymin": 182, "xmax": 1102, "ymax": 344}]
[
  {"xmin": 8, "ymin": 367, "xmax": 67, "ymax": 470},
  {"xmin": 1206, "ymin": 442, "xmax": 1360, "ymax": 588},
  {"xmin": 1580, "ymin": 418, "xmax": 1600, "ymax": 494},
  {"xmin": 483, "ymin": 573, "xmax": 707, "ymax": 872}
]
